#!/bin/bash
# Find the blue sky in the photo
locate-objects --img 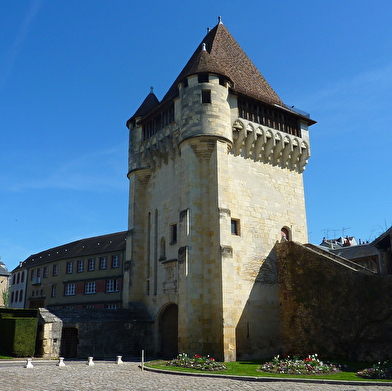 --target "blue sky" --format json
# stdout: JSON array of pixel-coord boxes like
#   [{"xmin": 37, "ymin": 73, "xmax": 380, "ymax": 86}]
[{"xmin": 1, "ymin": 0, "xmax": 391, "ymax": 271}]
